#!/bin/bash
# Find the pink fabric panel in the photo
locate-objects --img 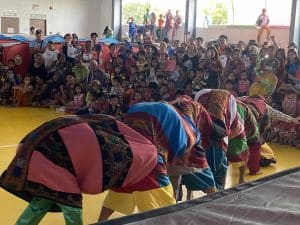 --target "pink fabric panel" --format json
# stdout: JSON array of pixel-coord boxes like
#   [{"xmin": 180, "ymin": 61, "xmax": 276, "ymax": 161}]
[
  {"xmin": 116, "ymin": 121, "xmax": 157, "ymax": 188},
  {"xmin": 28, "ymin": 151, "xmax": 81, "ymax": 193},
  {"xmin": 59, "ymin": 123, "xmax": 102, "ymax": 194}
]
